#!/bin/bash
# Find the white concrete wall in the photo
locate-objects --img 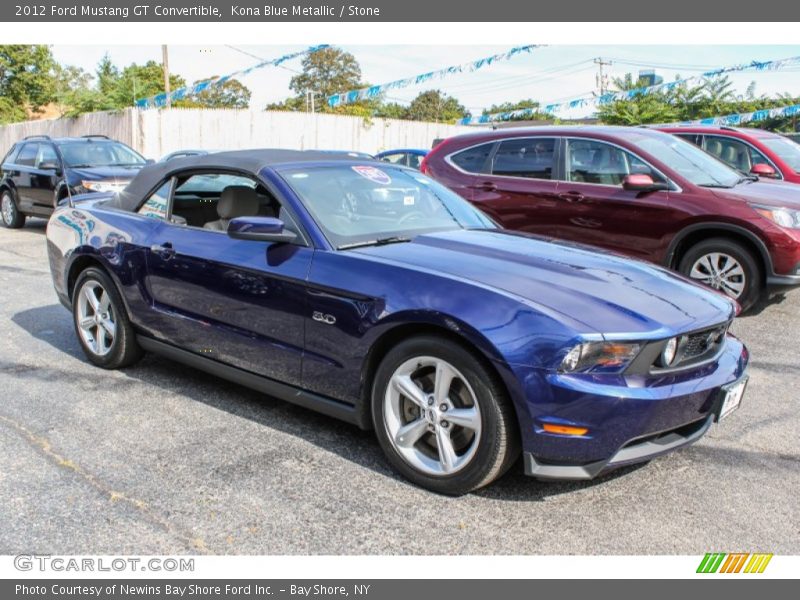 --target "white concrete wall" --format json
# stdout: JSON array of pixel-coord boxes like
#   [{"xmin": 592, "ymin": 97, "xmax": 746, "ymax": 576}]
[{"xmin": 1, "ymin": 108, "xmax": 478, "ymax": 160}]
